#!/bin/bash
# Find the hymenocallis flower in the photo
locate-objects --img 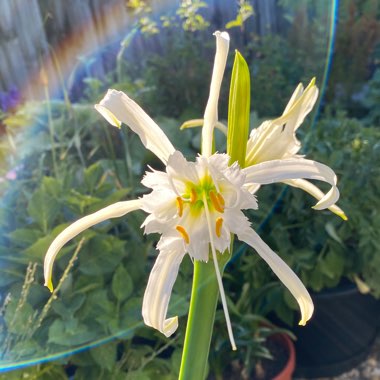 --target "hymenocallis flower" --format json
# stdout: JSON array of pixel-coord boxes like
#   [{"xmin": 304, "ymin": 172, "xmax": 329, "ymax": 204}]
[
  {"xmin": 245, "ymin": 78, "xmax": 347, "ymax": 220},
  {"xmin": 44, "ymin": 31, "xmax": 340, "ymax": 351},
  {"xmin": 183, "ymin": 78, "xmax": 346, "ymax": 220}
]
